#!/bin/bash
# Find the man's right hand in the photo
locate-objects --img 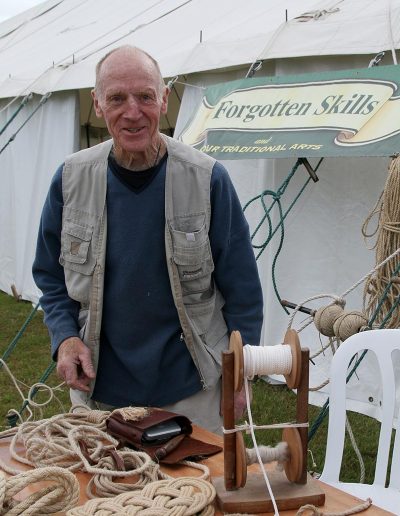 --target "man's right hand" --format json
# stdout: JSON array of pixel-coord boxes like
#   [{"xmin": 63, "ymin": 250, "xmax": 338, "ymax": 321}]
[{"xmin": 57, "ymin": 337, "xmax": 96, "ymax": 392}]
